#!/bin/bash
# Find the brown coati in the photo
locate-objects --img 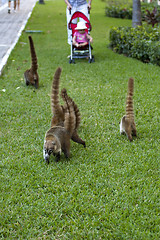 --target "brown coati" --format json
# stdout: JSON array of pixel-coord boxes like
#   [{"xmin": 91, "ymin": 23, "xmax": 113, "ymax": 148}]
[
  {"xmin": 120, "ymin": 77, "xmax": 137, "ymax": 141},
  {"xmin": 50, "ymin": 67, "xmax": 86, "ymax": 147},
  {"xmin": 24, "ymin": 35, "xmax": 39, "ymax": 89},
  {"xmin": 43, "ymin": 92, "xmax": 76, "ymax": 163}
]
